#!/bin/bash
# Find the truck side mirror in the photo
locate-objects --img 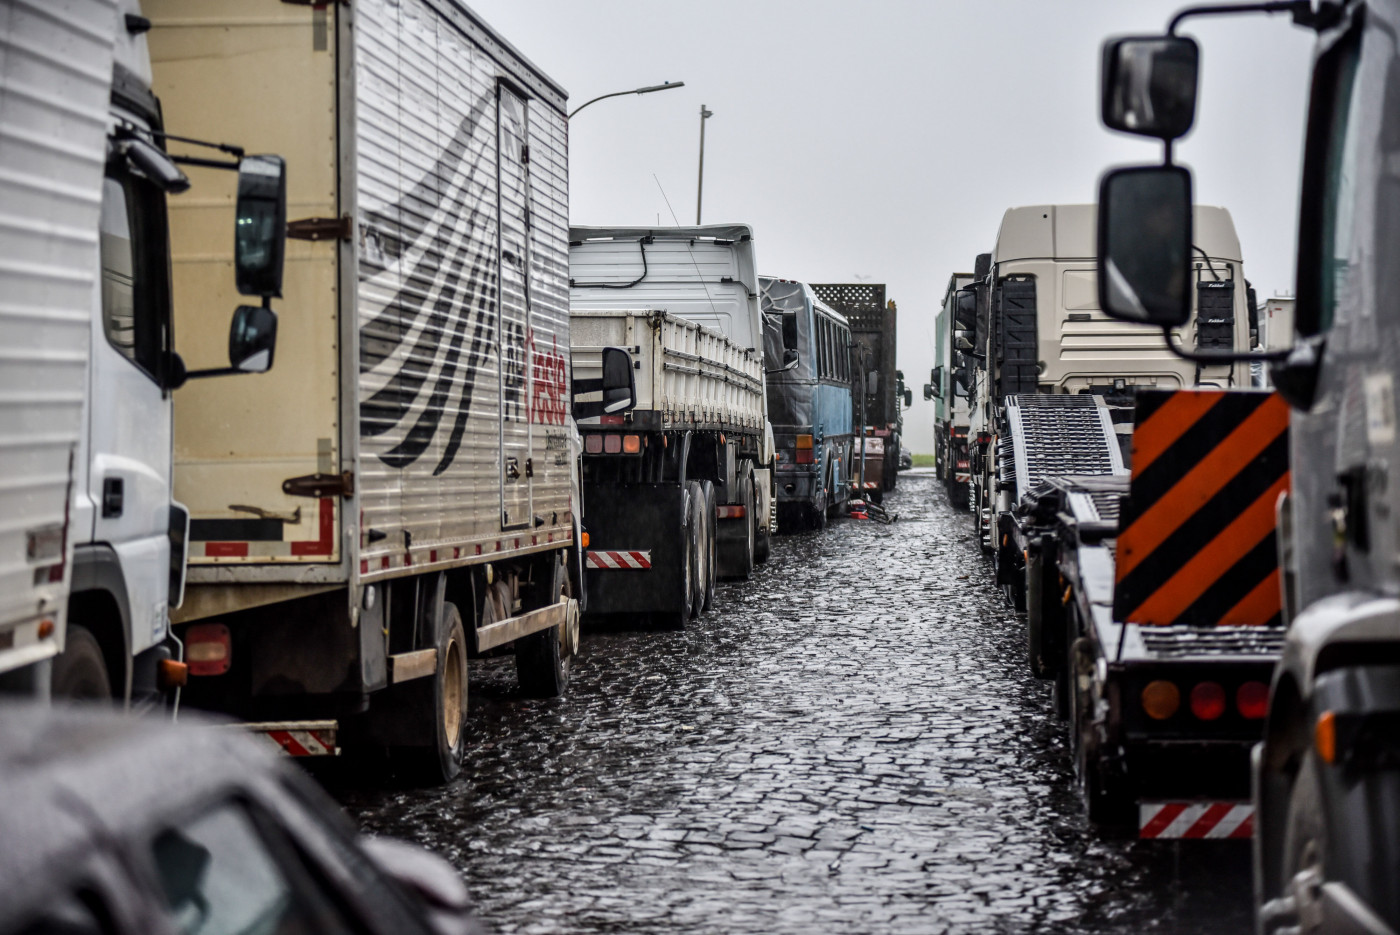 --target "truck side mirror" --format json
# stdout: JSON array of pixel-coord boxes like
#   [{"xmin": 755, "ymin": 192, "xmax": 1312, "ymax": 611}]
[
  {"xmin": 923, "ymin": 383, "xmax": 935, "ymax": 401},
  {"xmin": 782, "ymin": 348, "xmax": 799, "ymax": 370},
  {"xmin": 904, "ymin": 388, "xmax": 913, "ymax": 407},
  {"xmin": 954, "ymin": 289, "xmax": 977, "ymax": 330},
  {"xmin": 229, "ymin": 304, "xmax": 278, "ymax": 373},
  {"xmin": 1101, "ymin": 35, "xmax": 1199, "ymax": 140},
  {"xmin": 1096, "ymin": 164, "xmax": 1193, "ymax": 326},
  {"xmin": 572, "ymin": 346, "xmax": 636, "ymax": 419},
  {"xmin": 234, "ymin": 154, "xmax": 288, "ymax": 298},
  {"xmin": 781, "ymin": 311, "xmax": 799, "ymax": 350}
]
